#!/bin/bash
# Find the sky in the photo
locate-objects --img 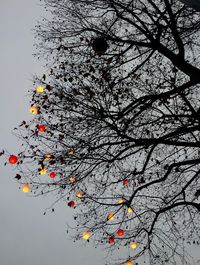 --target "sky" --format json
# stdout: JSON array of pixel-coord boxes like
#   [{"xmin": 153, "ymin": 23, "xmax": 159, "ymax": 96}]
[
  {"xmin": 0, "ymin": 1, "xmax": 199, "ymax": 265},
  {"xmin": 0, "ymin": 1, "xmax": 104, "ymax": 265}
]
